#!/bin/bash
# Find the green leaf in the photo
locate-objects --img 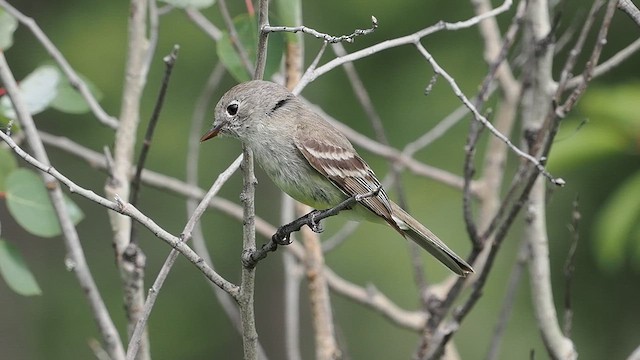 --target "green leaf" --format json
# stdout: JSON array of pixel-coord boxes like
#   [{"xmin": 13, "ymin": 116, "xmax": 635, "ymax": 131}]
[
  {"xmin": 0, "ymin": 65, "xmax": 61, "ymax": 119},
  {"xmin": 0, "ymin": 9, "xmax": 18, "ymax": 50},
  {"xmin": 158, "ymin": 0, "xmax": 215, "ymax": 9},
  {"xmin": 594, "ymin": 170, "xmax": 640, "ymax": 271},
  {"xmin": 5, "ymin": 168, "xmax": 84, "ymax": 238},
  {"xmin": 0, "ymin": 239, "xmax": 41, "ymax": 296},
  {"xmin": 50, "ymin": 73, "xmax": 103, "ymax": 114},
  {"xmin": 217, "ymin": 14, "xmax": 284, "ymax": 82},
  {"xmin": 0, "ymin": 147, "xmax": 18, "ymax": 192}
]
